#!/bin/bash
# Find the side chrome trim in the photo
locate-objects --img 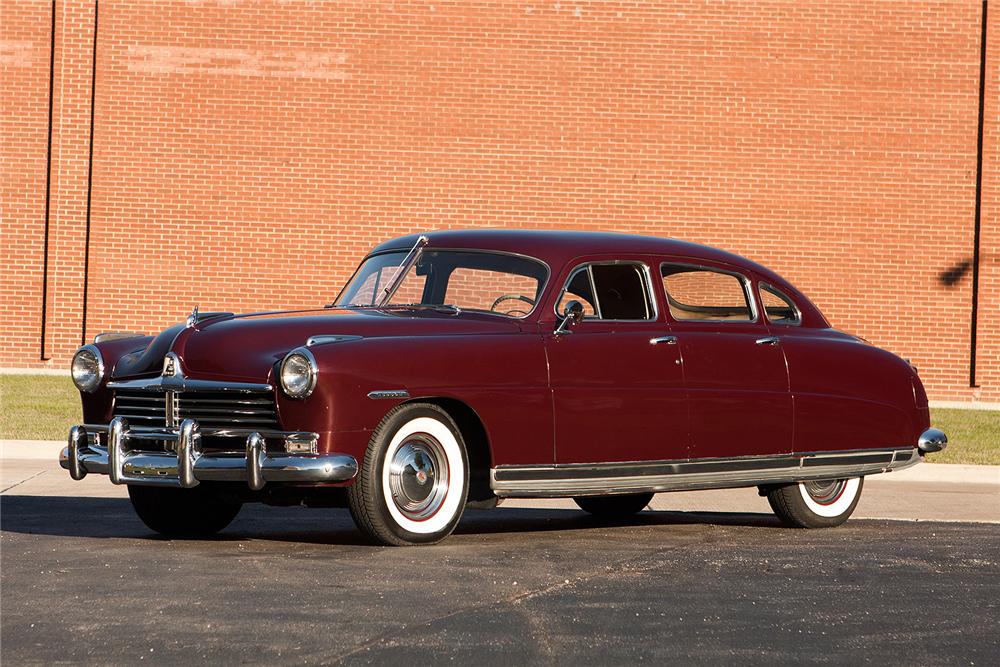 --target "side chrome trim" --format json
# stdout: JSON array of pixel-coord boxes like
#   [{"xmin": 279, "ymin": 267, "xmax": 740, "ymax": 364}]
[
  {"xmin": 306, "ymin": 334, "xmax": 362, "ymax": 347},
  {"xmin": 368, "ymin": 390, "xmax": 410, "ymax": 400},
  {"xmin": 490, "ymin": 447, "xmax": 920, "ymax": 497},
  {"xmin": 93, "ymin": 332, "xmax": 146, "ymax": 344}
]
